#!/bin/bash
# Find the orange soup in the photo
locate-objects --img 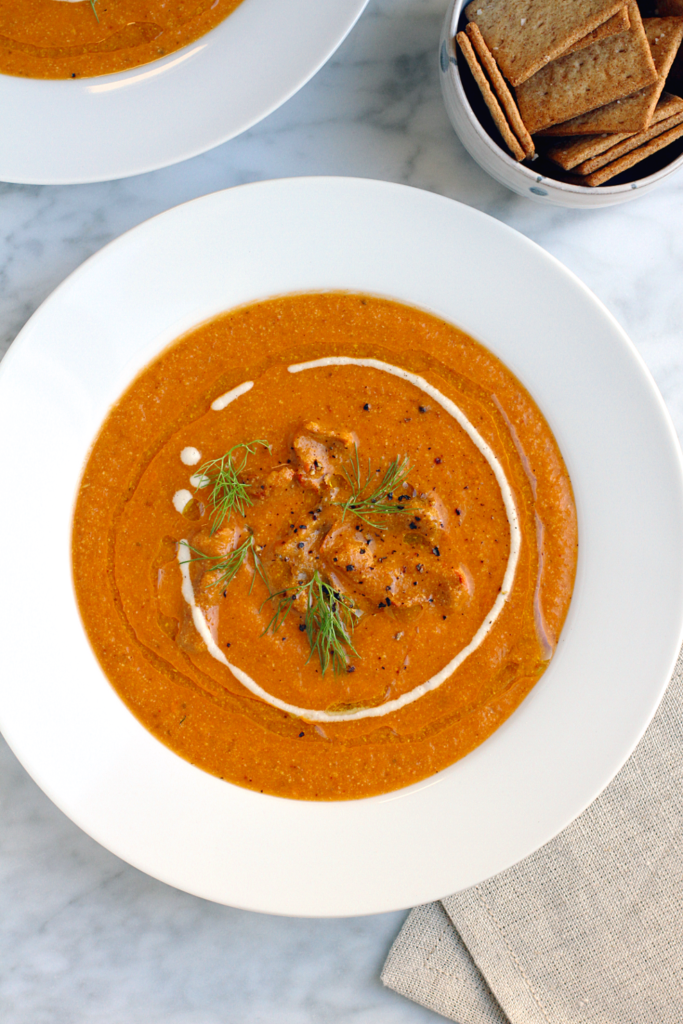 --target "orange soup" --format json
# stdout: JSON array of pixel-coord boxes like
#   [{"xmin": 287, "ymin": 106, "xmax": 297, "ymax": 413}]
[
  {"xmin": 72, "ymin": 293, "xmax": 577, "ymax": 800},
  {"xmin": 0, "ymin": 0, "xmax": 244, "ymax": 79}
]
